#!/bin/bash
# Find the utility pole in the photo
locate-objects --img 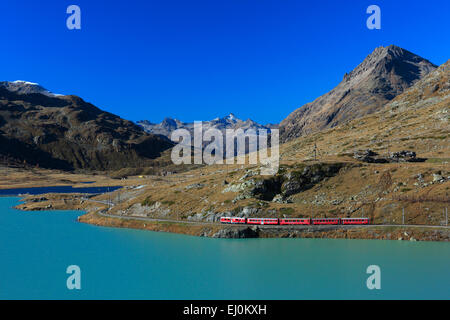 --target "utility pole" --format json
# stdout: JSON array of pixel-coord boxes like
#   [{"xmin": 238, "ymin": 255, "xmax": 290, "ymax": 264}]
[
  {"xmin": 445, "ymin": 207, "xmax": 448, "ymax": 227},
  {"xmin": 402, "ymin": 208, "xmax": 405, "ymax": 225},
  {"xmin": 107, "ymin": 186, "xmax": 111, "ymax": 209},
  {"xmin": 387, "ymin": 140, "xmax": 390, "ymax": 159}
]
